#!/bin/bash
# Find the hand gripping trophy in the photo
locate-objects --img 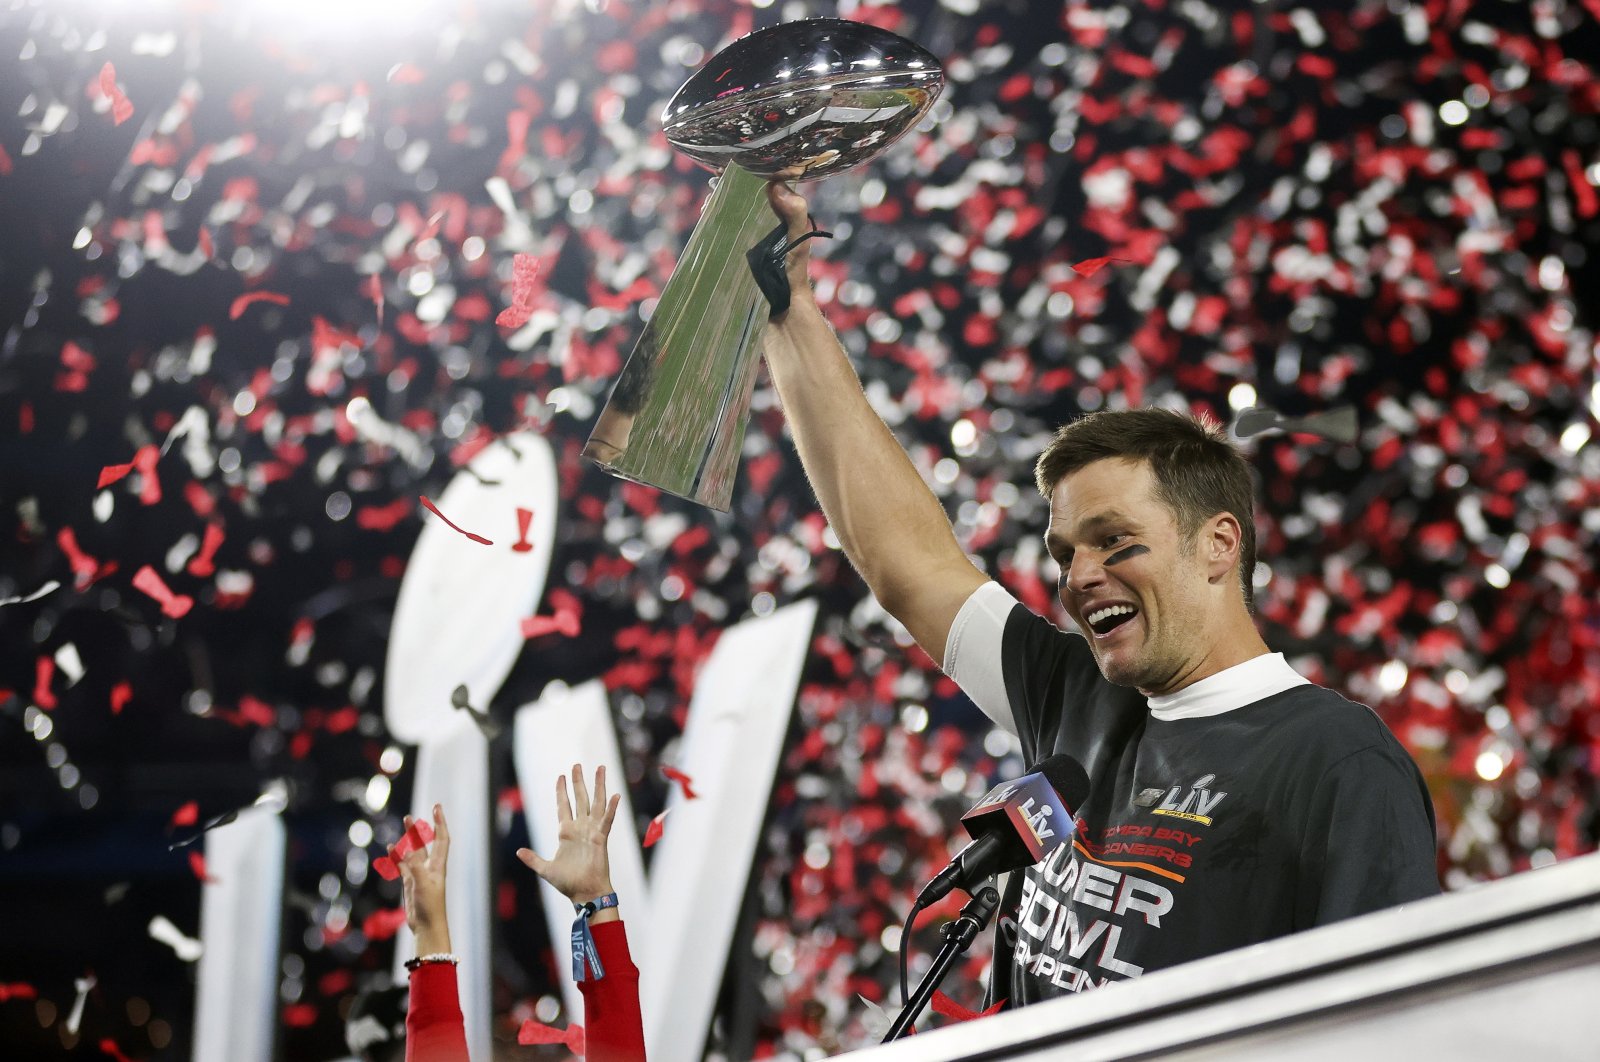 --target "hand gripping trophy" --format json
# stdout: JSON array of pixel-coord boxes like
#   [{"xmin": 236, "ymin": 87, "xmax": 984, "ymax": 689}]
[{"xmin": 582, "ymin": 18, "xmax": 945, "ymax": 511}]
